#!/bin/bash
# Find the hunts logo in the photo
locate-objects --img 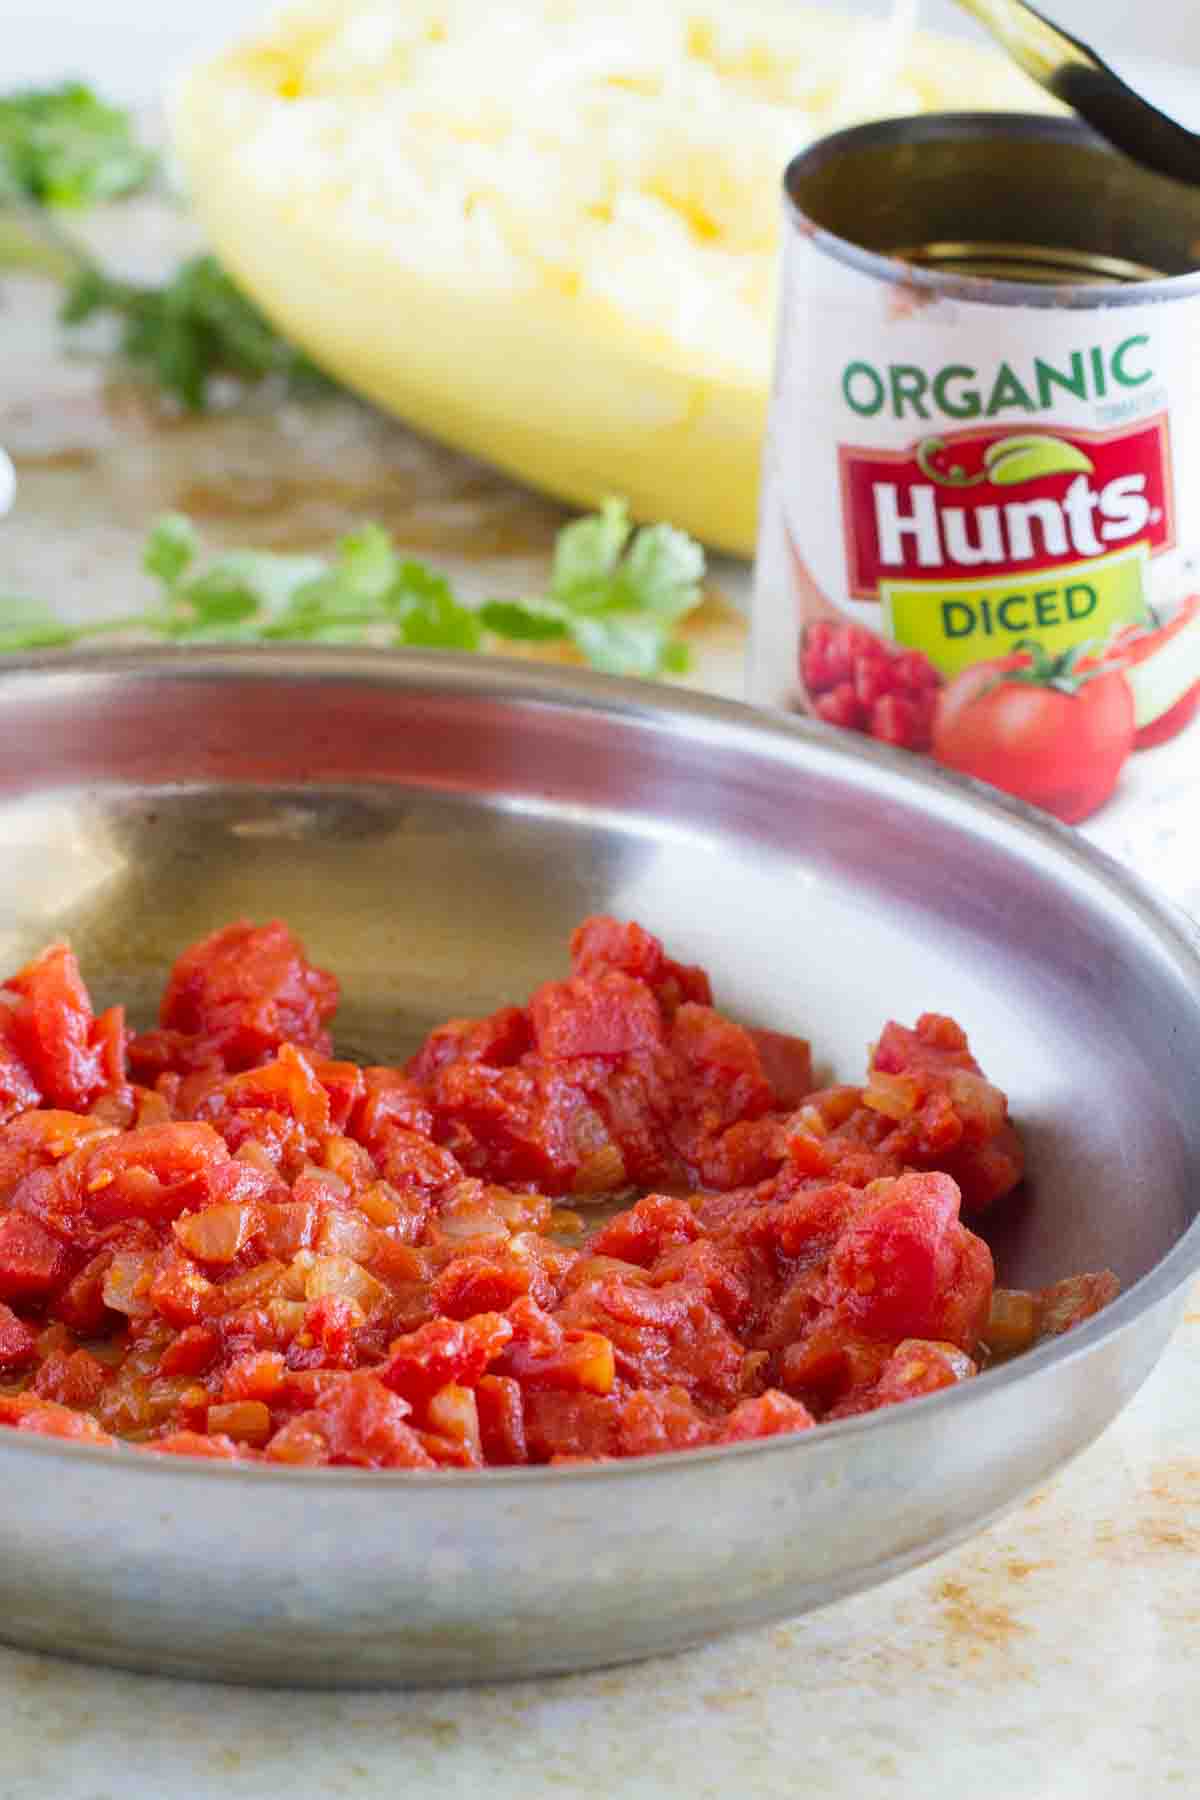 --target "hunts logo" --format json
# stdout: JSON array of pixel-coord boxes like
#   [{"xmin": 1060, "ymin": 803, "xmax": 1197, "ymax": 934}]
[{"xmin": 839, "ymin": 416, "xmax": 1174, "ymax": 601}]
